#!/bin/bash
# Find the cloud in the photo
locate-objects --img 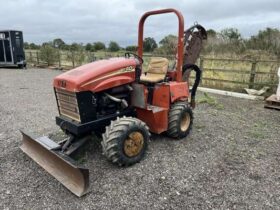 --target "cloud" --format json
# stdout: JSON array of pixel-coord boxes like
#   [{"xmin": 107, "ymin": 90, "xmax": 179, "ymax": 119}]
[{"xmin": 0, "ymin": 0, "xmax": 279, "ymax": 46}]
